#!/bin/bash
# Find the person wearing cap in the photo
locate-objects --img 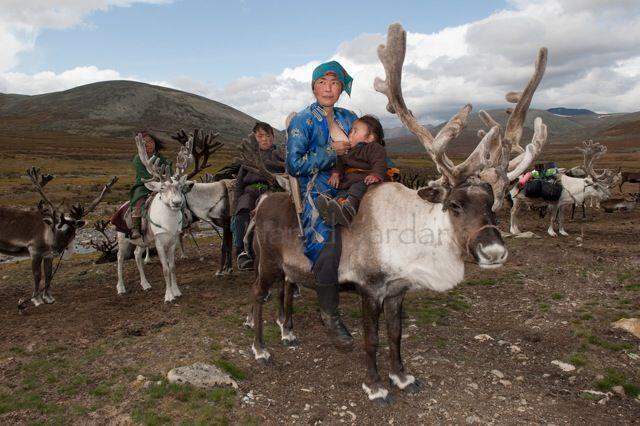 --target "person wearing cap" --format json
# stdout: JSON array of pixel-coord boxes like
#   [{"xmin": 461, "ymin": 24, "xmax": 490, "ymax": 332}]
[
  {"xmin": 128, "ymin": 131, "xmax": 172, "ymax": 240},
  {"xmin": 286, "ymin": 61, "xmax": 357, "ymax": 350}
]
